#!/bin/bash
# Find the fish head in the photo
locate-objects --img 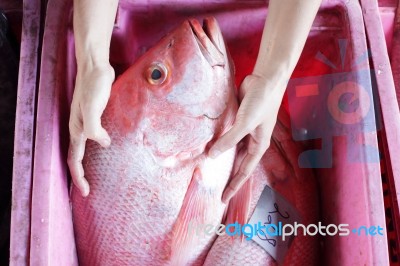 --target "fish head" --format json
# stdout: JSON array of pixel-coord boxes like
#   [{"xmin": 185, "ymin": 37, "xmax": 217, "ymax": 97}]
[{"xmin": 107, "ymin": 17, "xmax": 237, "ymax": 165}]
